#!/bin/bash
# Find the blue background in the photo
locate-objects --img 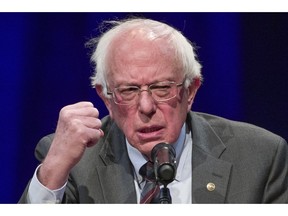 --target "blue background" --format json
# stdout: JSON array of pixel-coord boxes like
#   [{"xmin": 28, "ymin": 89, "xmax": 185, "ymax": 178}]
[{"xmin": 1, "ymin": 12, "xmax": 287, "ymax": 203}]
